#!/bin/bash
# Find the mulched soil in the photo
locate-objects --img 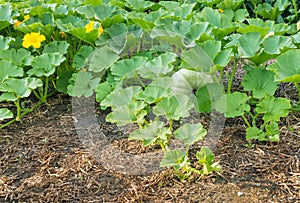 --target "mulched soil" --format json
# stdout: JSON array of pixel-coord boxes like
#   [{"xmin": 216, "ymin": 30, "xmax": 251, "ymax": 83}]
[{"xmin": 0, "ymin": 92, "xmax": 299, "ymax": 202}]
